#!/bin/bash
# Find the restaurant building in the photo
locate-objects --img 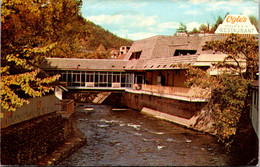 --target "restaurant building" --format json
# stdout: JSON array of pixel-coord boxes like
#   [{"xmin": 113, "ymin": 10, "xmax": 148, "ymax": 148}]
[{"xmin": 40, "ymin": 14, "xmax": 258, "ymax": 133}]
